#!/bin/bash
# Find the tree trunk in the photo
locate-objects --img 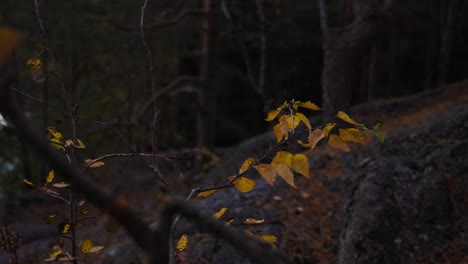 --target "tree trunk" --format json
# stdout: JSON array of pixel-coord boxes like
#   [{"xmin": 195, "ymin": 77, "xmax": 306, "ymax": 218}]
[
  {"xmin": 437, "ymin": 0, "xmax": 461, "ymax": 86},
  {"xmin": 196, "ymin": 0, "xmax": 217, "ymax": 149},
  {"xmin": 320, "ymin": 0, "xmax": 398, "ymax": 120}
]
